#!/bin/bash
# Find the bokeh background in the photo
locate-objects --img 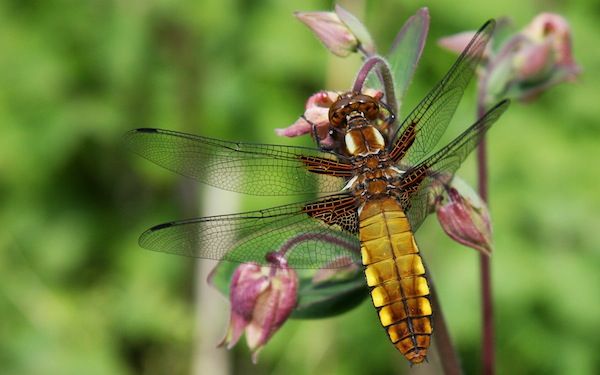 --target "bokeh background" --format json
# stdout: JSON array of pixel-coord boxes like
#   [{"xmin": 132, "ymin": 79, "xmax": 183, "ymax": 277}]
[{"xmin": 1, "ymin": 0, "xmax": 598, "ymax": 374}]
